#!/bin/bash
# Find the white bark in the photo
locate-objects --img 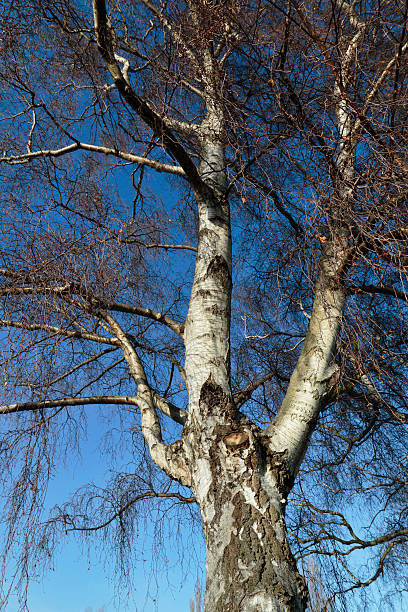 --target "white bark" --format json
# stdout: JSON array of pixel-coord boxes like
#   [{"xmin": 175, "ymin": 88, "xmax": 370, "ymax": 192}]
[
  {"xmin": 0, "ymin": 142, "xmax": 186, "ymax": 175},
  {"xmin": 102, "ymin": 312, "xmax": 191, "ymax": 486},
  {"xmin": 90, "ymin": 2, "xmax": 351, "ymax": 609},
  {"xmin": 189, "ymin": 414, "xmax": 308, "ymax": 612},
  {"xmin": 265, "ymin": 244, "xmax": 346, "ymax": 475},
  {"xmin": 265, "ymin": 19, "xmax": 360, "ymax": 477}
]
